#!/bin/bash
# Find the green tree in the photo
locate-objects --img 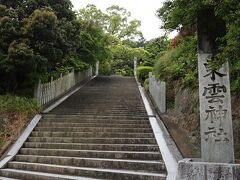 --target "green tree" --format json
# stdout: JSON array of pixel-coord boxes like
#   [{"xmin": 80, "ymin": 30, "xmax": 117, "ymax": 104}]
[
  {"xmin": 78, "ymin": 4, "xmax": 143, "ymax": 42},
  {"xmin": 157, "ymin": 0, "xmax": 240, "ymax": 93},
  {"xmin": 0, "ymin": 0, "xmax": 86, "ymax": 94},
  {"xmin": 106, "ymin": 5, "xmax": 143, "ymax": 41},
  {"xmin": 78, "ymin": 4, "xmax": 146, "ymax": 76},
  {"xmin": 77, "ymin": 18, "xmax": 111, "ymax": 65},
  {"xmin": 145, "ymin": 35, "xmax": 169, "ymax": 60}
]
